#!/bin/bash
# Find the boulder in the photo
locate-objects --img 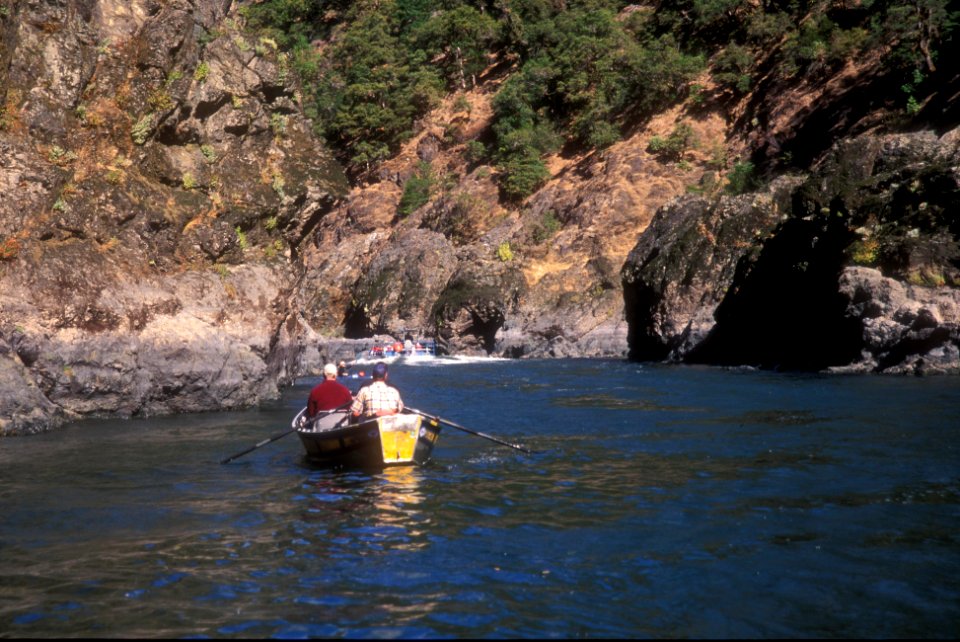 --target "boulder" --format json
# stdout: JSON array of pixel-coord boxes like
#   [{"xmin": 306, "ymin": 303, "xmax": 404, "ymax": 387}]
[{"xmin": 834, "ymin": 266, "xmax": 960, "ymax": 374}]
